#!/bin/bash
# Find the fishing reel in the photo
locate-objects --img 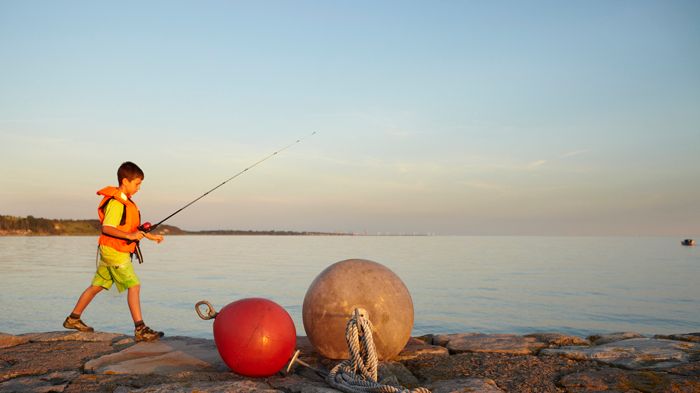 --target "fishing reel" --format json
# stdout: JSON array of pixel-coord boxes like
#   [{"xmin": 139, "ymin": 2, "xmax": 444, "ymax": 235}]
[
  {"xmin": 132, "ymin": 222, "xmax": 153, "ymax": 264},
  {"xmin": 138, "ymin": 222, "xmax": 153, "ymax": 233}
]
